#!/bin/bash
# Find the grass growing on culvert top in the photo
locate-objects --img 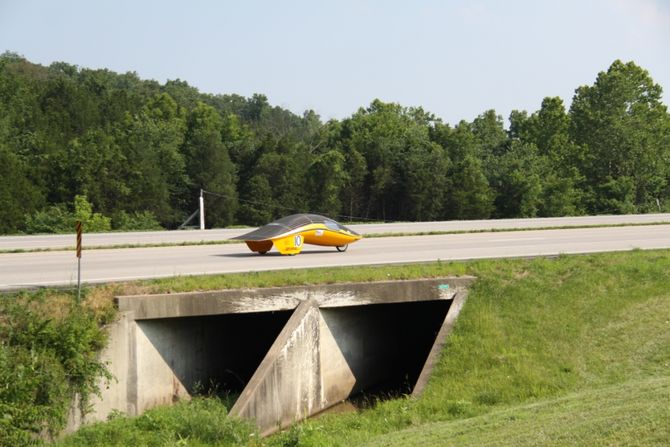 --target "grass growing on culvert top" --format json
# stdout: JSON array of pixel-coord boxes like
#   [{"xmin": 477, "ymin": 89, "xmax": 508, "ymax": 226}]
[
  {"xmin": 136, "ymin": 260, "xmax": 469, "ymax": 294},
  {"xmin": 52, "ymin": 250, "xmax": 670, "ymax": 446}
]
